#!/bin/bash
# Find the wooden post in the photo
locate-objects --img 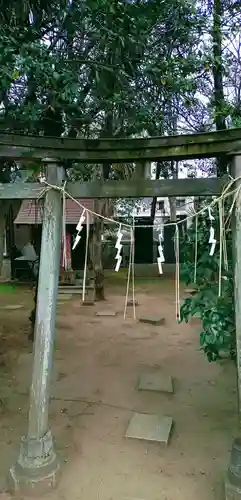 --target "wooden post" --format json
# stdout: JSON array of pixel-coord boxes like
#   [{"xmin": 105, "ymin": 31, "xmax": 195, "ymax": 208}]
[
  {"xmin": 232, "ymin": 156, "xmax": 241, "ymax": 422},
  {"xmin": 9, "ymin": 161, "xmax": 64, "ymax": 494},
  {"xmin": 134, "ymin": 161, "xmax": 151, "ymax": 179},
  {"xmin": 226, "ymin": 154, "xmax": 241, "ymax": 499}
]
